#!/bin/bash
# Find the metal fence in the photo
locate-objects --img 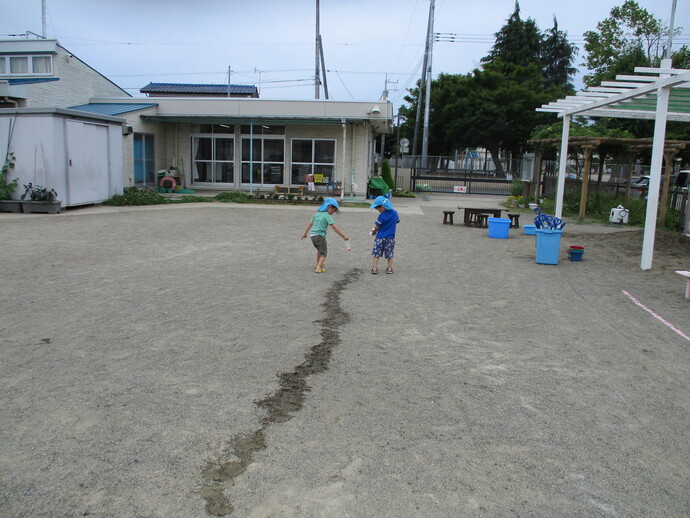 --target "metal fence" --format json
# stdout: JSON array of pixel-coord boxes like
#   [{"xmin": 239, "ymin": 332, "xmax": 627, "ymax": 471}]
[
  {"xmin": 405, "ymin": 155, "xmax": 518, "ymax": 195},
  {"xmin": 410, "ymin": 171, "xmax": 513, "ymax": 195}
]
